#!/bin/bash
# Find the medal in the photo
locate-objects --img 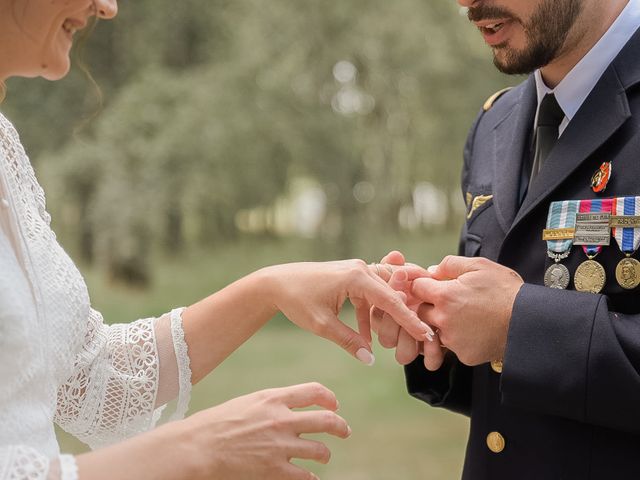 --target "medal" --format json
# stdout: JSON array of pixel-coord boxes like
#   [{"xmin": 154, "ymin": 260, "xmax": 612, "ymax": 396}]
[
  {"xmin": 573, "ymin": 199, "xmax": 612, "ymax": 294},
  {"xmin": 591, "ymin": 162, "xmax": 612, "ymax": 193},
  {"xmin": 542, "ymin": 200, "xmax": 579, "ymax": 289},
  {"xmin": 544, "ymin": 263, "xmax": 571, "ymax": 290},
  {"xmin": 611, "ymin": 196, "xmax": 640, "ymax": 290},
  {"xmin": 574, "ymin": 260, "xmax": 607, "ymax": 294}
]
